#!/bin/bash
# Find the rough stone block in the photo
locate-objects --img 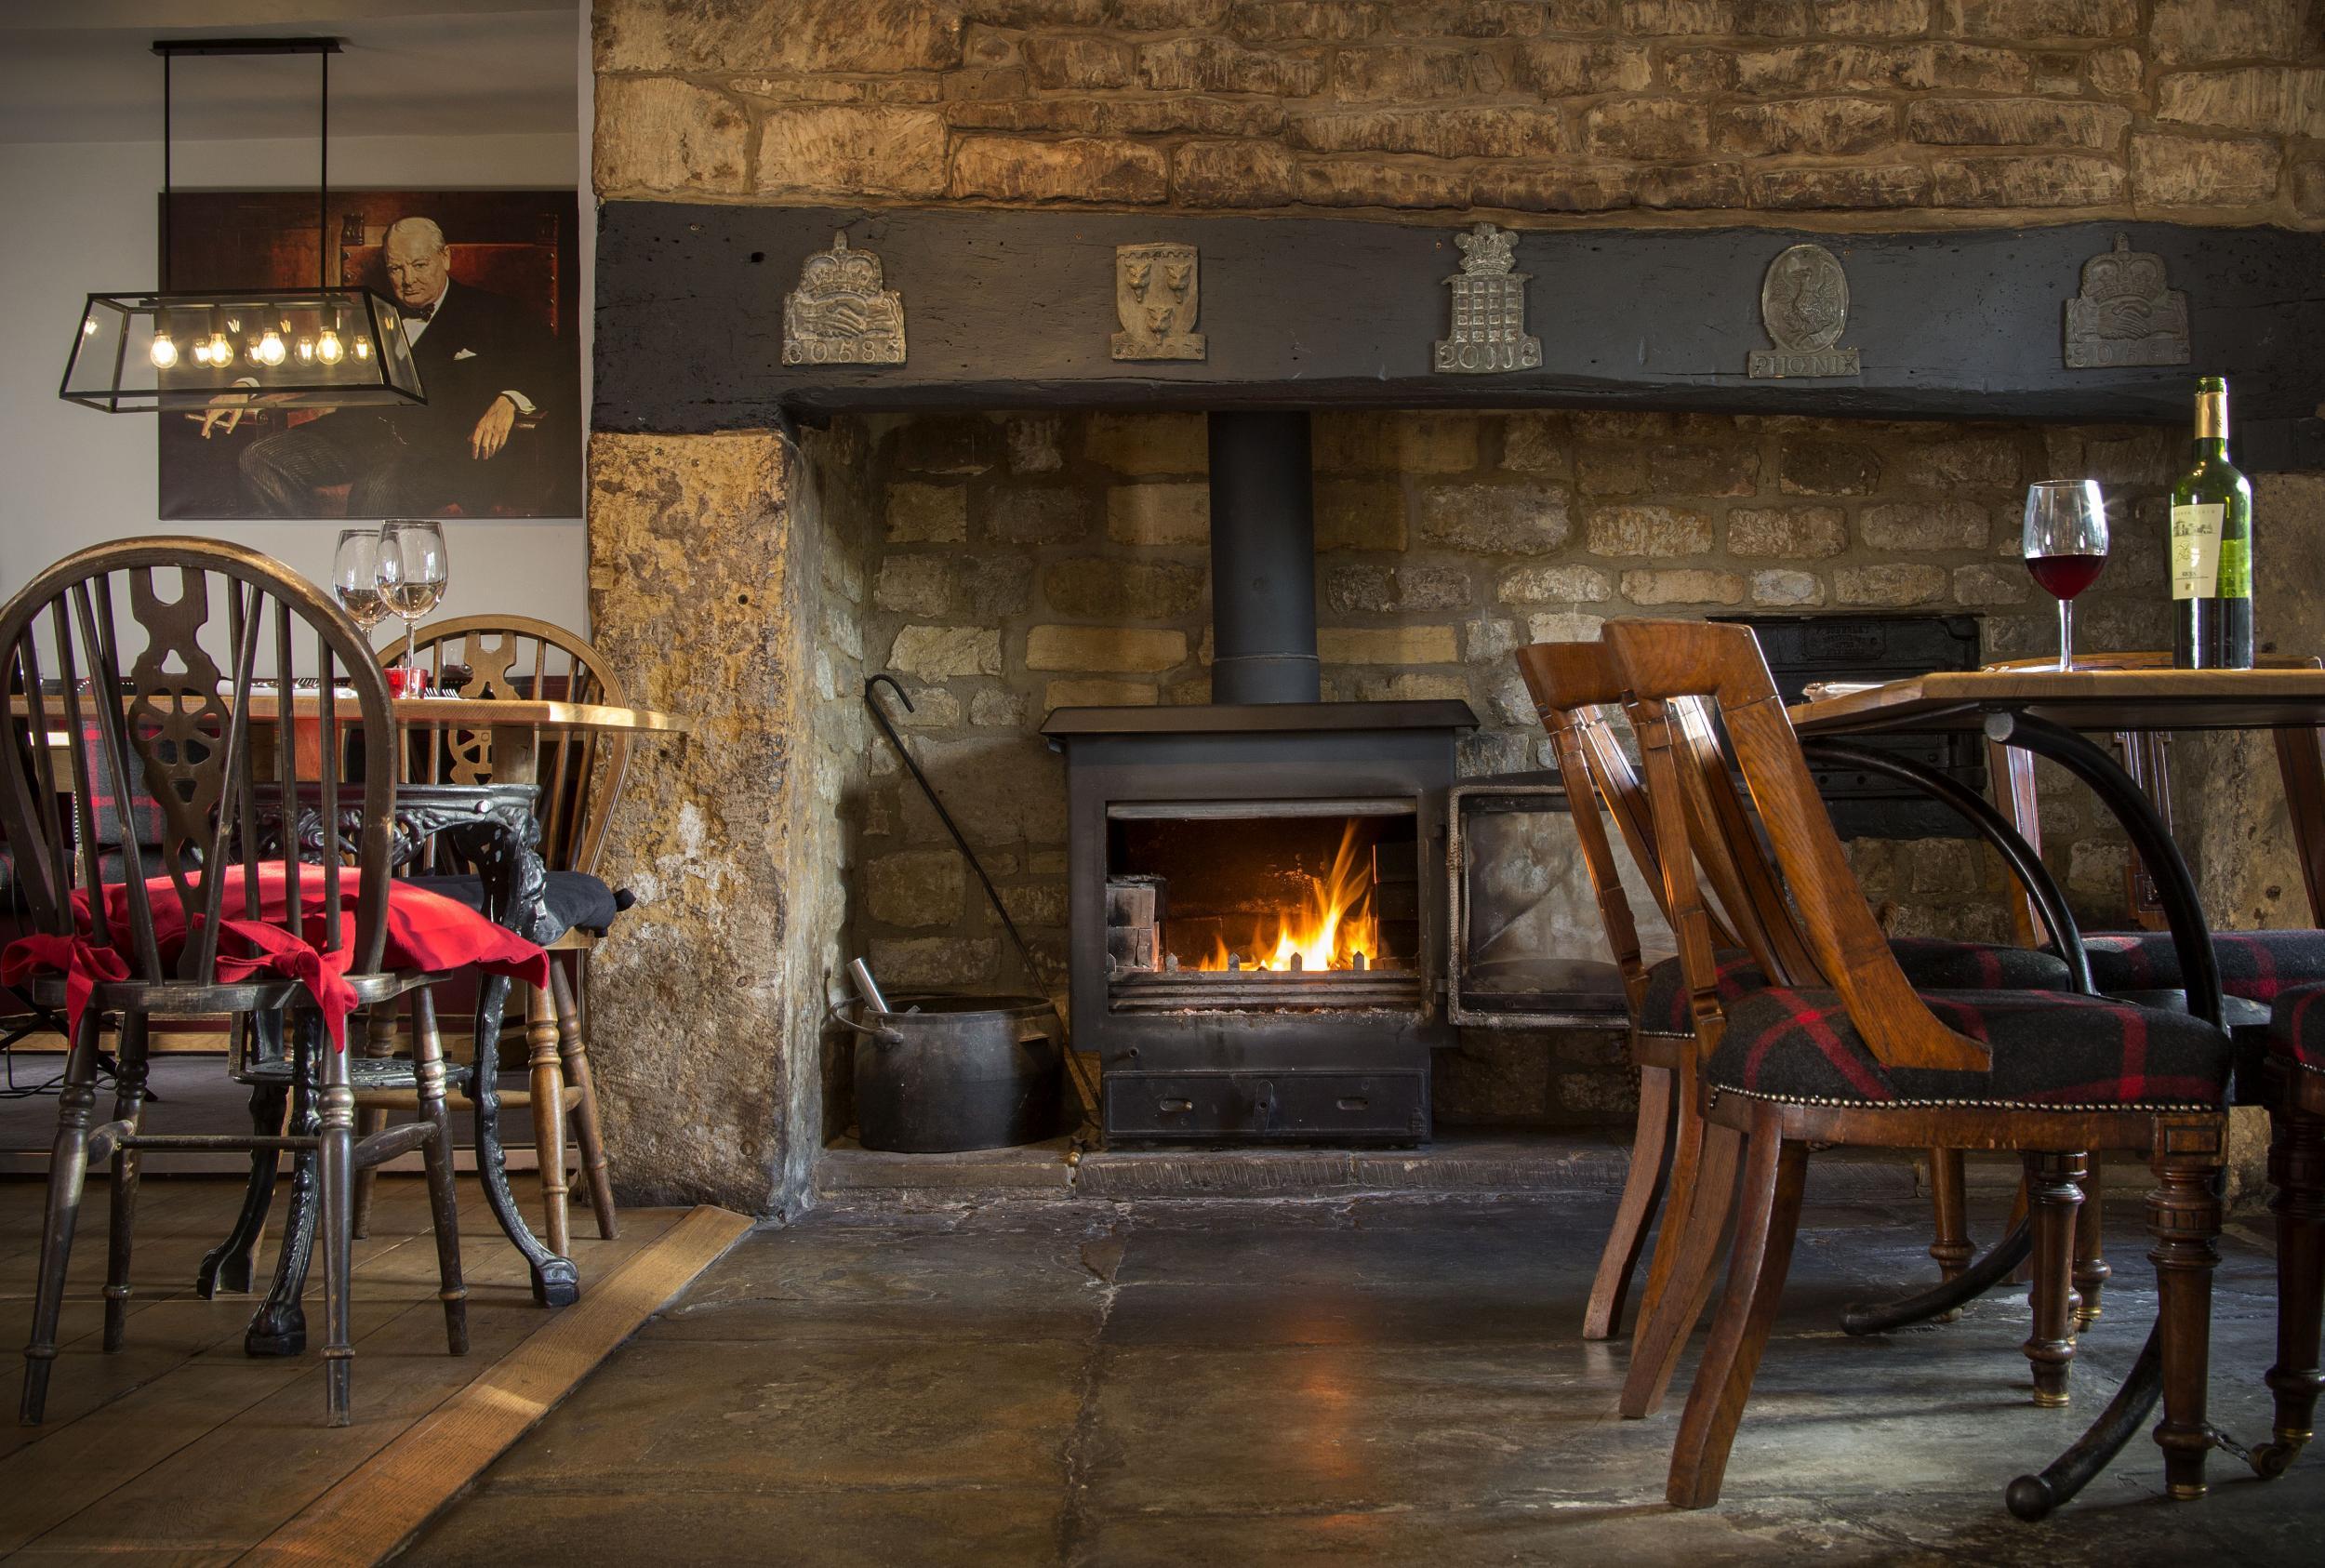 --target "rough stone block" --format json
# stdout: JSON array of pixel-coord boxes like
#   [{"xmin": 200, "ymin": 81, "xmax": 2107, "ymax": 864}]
[
  {"xmin": 1138, "ymin": 35, "xmax": 1322, "ymax": 95},
  {"xmin": 1295, "ymin": 155, "xmax": 1472, "ymax": 208},
  {"xmin": 2158, "ymin": 67, "xmax": 2325, "ymax": 140},
  {"xmin": 866, "ymin": 850, "xmax": 967, "ymax": 927},
  {"xmin": 1085, "ymin": 413, "xmax": 1208, "ymax": 473},
  {"xmin": 1045, "ymin": 678, "xmax": 1158, "ymax": 707},
  {"xmin": 1347, "ymin": 671, "xmax": 1473, "ymax": 701},
  {"xmin": 1315, "ymin": 479, "xmax": 1410, "ymax": 550},
  {"xmin": 1317, "ymin": 625, "xmax": 1462, "ymax": 665},
  {"xmin": 1954, "ymin": 0, "xmax": 2135, "ymax": 36},
  {"xmin": 1751, "ymin": 568, "xmax": 1826, "ymax": 605},
  {"xmin": 757, "ymin": 106, "xmax": 949, "ymax": 200},
  {"xmin": 1908, "ymin": 98, "xmax": 2132, "ymax": 148},
  {"xmin": 1835, "ymin": 564, "xmax": 1948, "ymax": 605},
  {"xmin": 1501, "ymin": 413, "xmax": 1574, "ymax": 475},
  {"xmin": 887, "ymin": 485, "xmax": 969, "ymax": 545},
  {"xmin": 888, "ymin": 625, "xmax": 1003, "ymax": 680},
  {"xmin": 1730, "ymin": 43, "xmax": 1932, "ymax": 93},
  {"xmin": 1860, "ymin": 499, "xmax": 1990, "ymax": 551},
  {"xmin": 1025, "ymin": 625, "xmax": 1189, "ymax": 671},
  {"xmin": 1418, "ymin": 483, "xmax": 1574, "ymax": 553},
  {"xmin": 1316, "ymin": 411, "xmax": 1481, "ymax": 473},
  {"xmin": 890, "ymin": 416, "xmax": 1000, "ymax": 475},
  {"xmin": 1621, "ymin": 569, "xmax": 1746, "ymax": 605},
  {"xmin": 2151, "ymin": 1, "xmax": 2309, "ymax": 65},
  {"xmin": 1952, "ymin": 563, "xmax": 2032, "ymax": 605},
  {"xmin": 1727, "ymin": 505, "xmax": 1846, "ymax": 558},
  {"xmin": 984, "ymin": 489, "xmax": 1094, "ymax": 545},
  {"xmin": 1022, "ymin": 34, "xmax": 1137, "ymax": 88},
  {"xmin": 1620, "ymin": 0, "xmax": 1807, "ymax": 32},
  {"xmin": 597, "ymin": 0, "xmax": 964, "ymax": 73},
  {"xmin": 1229, "ymin": 1, "xmax": 1395, "ymax": 42},
  {"xmin": 1585, "ymin": 99, "xmax": 1711, "ymax": 160},
  {"xmin": 1463, "ymin": 618, "xmax": 1521, "ymax": 664},
  {"xmin": 1044, "ymin": 559, "xmax": 1205, "ymax": 618},
  {"xmin": 1895, "ymin": 435, "xmax": 2024, "ymax": 488},
  {"xmin": 896, "ymin": 735, "xmax": 1070, "ymax": 845},
  {"xmin": 2082, "ymin": 430, "xmax": 2172, "ymax": 485},
  {"xmin": 869, "ymin": 937, "xmax": 1001, "ymax": 989},
  {"xmin": 2086, "ymin": 44, "xmax": 2142, "ymax": 97},
  {"xmin": 1751, "ymin": 163, "xmax": 1930, "ymax": 209},
  {"xmin": 1513, "ymin": 41, "xmax": 1653, "ymax": 95},
  {"xmin": 593, "ymin": 78, "xmax": 750, "ymax": 196},
  {"xmin": 1525, "ymin": 610, "xmax": 1609, "ymax": 643},
  {"xmin": 1469, "ymin": 162, "xmax": 1637, "ymax": 214},
  {"xmin": 1325, "ymin": 563, "xmax": 1476, "ymax": 614},
  {"xmin": 963, "ymin": 558, "xmax": 1037, "ymax": 619},
  {"xmin": 1817, "ymin": 0, "xmax": 1933, "ymax": 36},
  {"xmin": 1004, "ymin": 415, "xmax": 1063, "ymax": 474},
  {"xmin": 1638, "ymin": 161, "xmax": 1749, "ymax": 208},
  {"xmin": 1648, "ymin": 443, "xmax": 1760, "ymax": 496},
  {"xmin": 2132, "ymin": 133, "xmax": 2284, "ymax": 206},
  {"xmin": 1173, "ymin": 139, "xmax": 1297, "ymax": 206},
  {"xmin": 1113, "ymin": 0, "xmax": 1230, "ymax": 23},
  {"xmin": 970, "ymin": 687, "xmax": 1030, "ymax": 727},
  {"xmin": 1107, "ymin": 483, "xmax": 1211, "ymax": 545},
  {"xmin": 1588, "ymin": 504, "xmax": 1715, "ymax": 557},
  {"xmin": 1290, "ymin": 107, "xmax": 1567, "ymax": 158},
  {"xmin": 1497, "ymin": 563, "xmax": 1614, "ymax": 605},
  {"xmin": 874, "ymin": 555, "xmax": 956, "ymax": 616},
  {"xmin": 1329, "ymin": 42, "xmax": 1496, "ymax": 101},
  {"xmin": 1930, "ymin": 153, "xmax": 2128, "ymax": 207},
  {"xmin": 1780, "ymin": 442, "xmax": 1882, "ymax": 495},
  {"xmin": 950, "ymin": 136, "xmax": 1171, "ymax": 203},
  {"xmin": 1715, "ymin": 96, "xmax": 1895, "ymax": 156}
]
